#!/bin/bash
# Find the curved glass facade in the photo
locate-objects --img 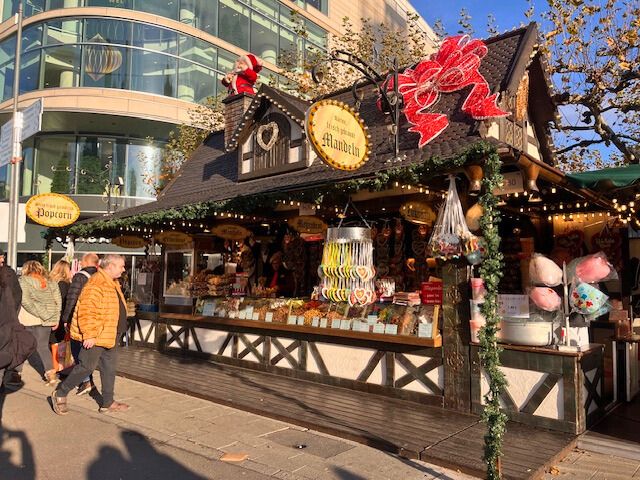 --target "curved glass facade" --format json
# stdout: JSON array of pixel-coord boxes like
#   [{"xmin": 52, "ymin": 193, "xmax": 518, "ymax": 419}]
[
  {"xmin": 20, "ymin": 134, "xmax": 163, "ymax": 198},
  {"xmin": 0, "ymin": 12, "xmax": 325, "ymax": 103}
]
